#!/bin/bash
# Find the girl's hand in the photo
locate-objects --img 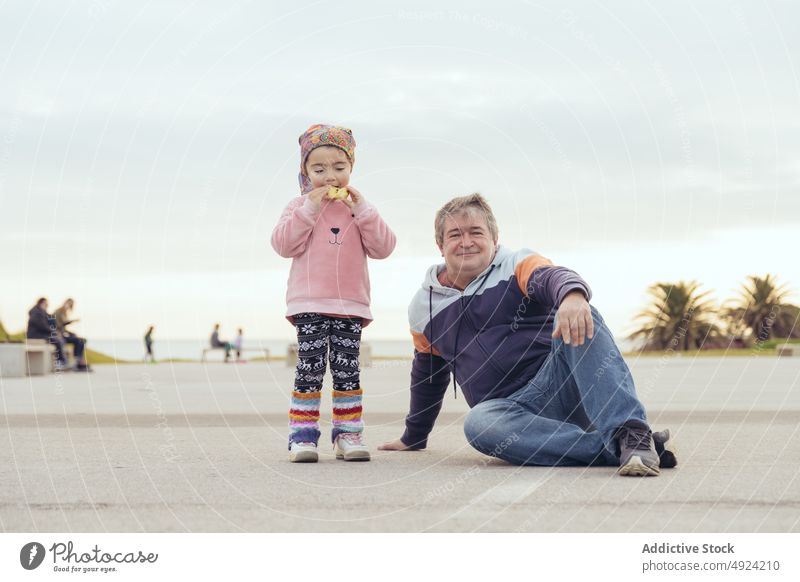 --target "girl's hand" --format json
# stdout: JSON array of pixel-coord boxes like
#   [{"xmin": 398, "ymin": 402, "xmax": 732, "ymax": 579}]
[
  {"xmin": 343, "ymin": 185, "xmax": 365, "ymax": 208},
  {"xmin": 306, "ymin": 186, "xmax": 329, "ymax": 207}
]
